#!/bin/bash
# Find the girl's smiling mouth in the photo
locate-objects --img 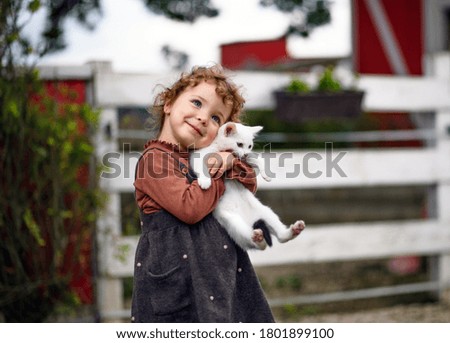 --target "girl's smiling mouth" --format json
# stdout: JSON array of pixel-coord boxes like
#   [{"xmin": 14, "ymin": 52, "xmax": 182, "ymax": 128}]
[{"xmin": 186, "ymin": 121, "xmax": 204, "ymax": 136}]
